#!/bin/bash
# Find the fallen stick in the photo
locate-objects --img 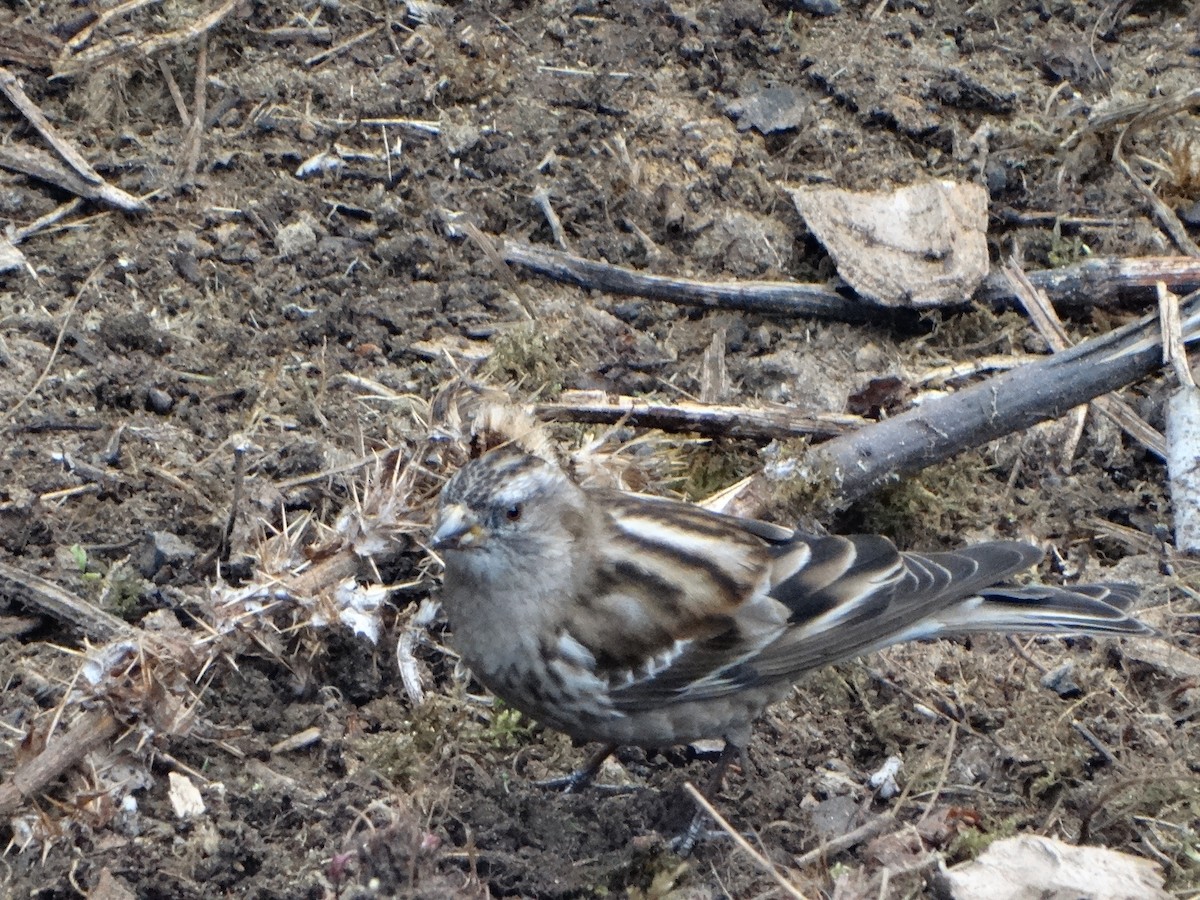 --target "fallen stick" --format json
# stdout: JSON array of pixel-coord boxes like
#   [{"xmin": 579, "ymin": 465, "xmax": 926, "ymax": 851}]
[
  {"xmin": 53, "ymin": 0, "xmax": 241, "ymax": 78},
  {"xmin": 1160, "ymin": 284, "xmax": 1200, "ymax": 553},
  {"xmin": 8, "ymin": 198, "xmax": 86, "ymax": 245},
  {"xmin": 501, "ymin": 241, "xmax": 870, "ymax": 320},
  {"xmin": 534, "ymin": 391, "xmax": 862, "ymax": 440},
  {"xmin": 975, "ymin": 255, "xmax": 1200, "ymax": 310},
  {"xmin": 501, "ymin": 241, "xmax": 1200, "ymax": 320},
  {"xmin": 1108, "ymin": 92, "xmax": 1200, "ymax": 259},
  {"xmin": 179, "ymin": 32, "xmax": 209, "ymax": 184},
  {"xmin": 682, "ymin": 782, "xmax": 810, "ymax": 899},
  {"xmin": 0, "ymin": 145, "xmax": 146, "ymax": 214},
  {"xmin": 792, "ymin": 812, "xmax": 898, "ymax": 869},
  {"xmin": 805, "ymin": 288, "xmax": 1200, "ymax": 504},
  {"xmin": 0, "ymin": 561, "xmax": 135, "ymax": 644},
  {"xmin": 0, "ymin": 65, "xmax": 102, "ymax": 185},
  {"xmin": 0, "ymin": 67, "xmax": 147, "ymax": 213},
  {"xmin": 64, "ymin": 0, "xmax": 163, "ymax": 55},
  {"xmin": 0, "ymin": 711, "xmax": 120, "ymax": 818},
  {"xmin": 530, "ymin": 294, "xmax": 1196, "ymax": 509}
]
